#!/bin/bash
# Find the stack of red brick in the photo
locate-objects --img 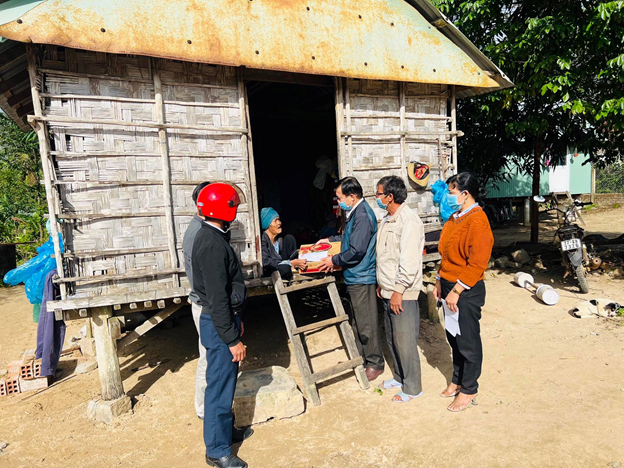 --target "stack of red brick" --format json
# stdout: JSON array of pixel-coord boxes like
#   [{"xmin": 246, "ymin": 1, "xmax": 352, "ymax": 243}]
[{"xmin": 0, "ymin": 349, "xmax": 48, "ymax": 396}]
